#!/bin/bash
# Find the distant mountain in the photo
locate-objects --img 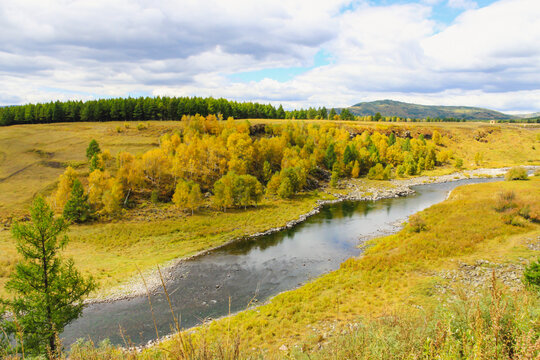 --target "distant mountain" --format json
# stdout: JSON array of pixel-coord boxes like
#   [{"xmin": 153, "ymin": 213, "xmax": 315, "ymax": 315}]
[
  {"xmin": 346, "ymin": 100, "xmax": 515, "ymax": 120},
  {"xmin": 513, "ymin": 112, "xmax": 540, "ymax": 119}
]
